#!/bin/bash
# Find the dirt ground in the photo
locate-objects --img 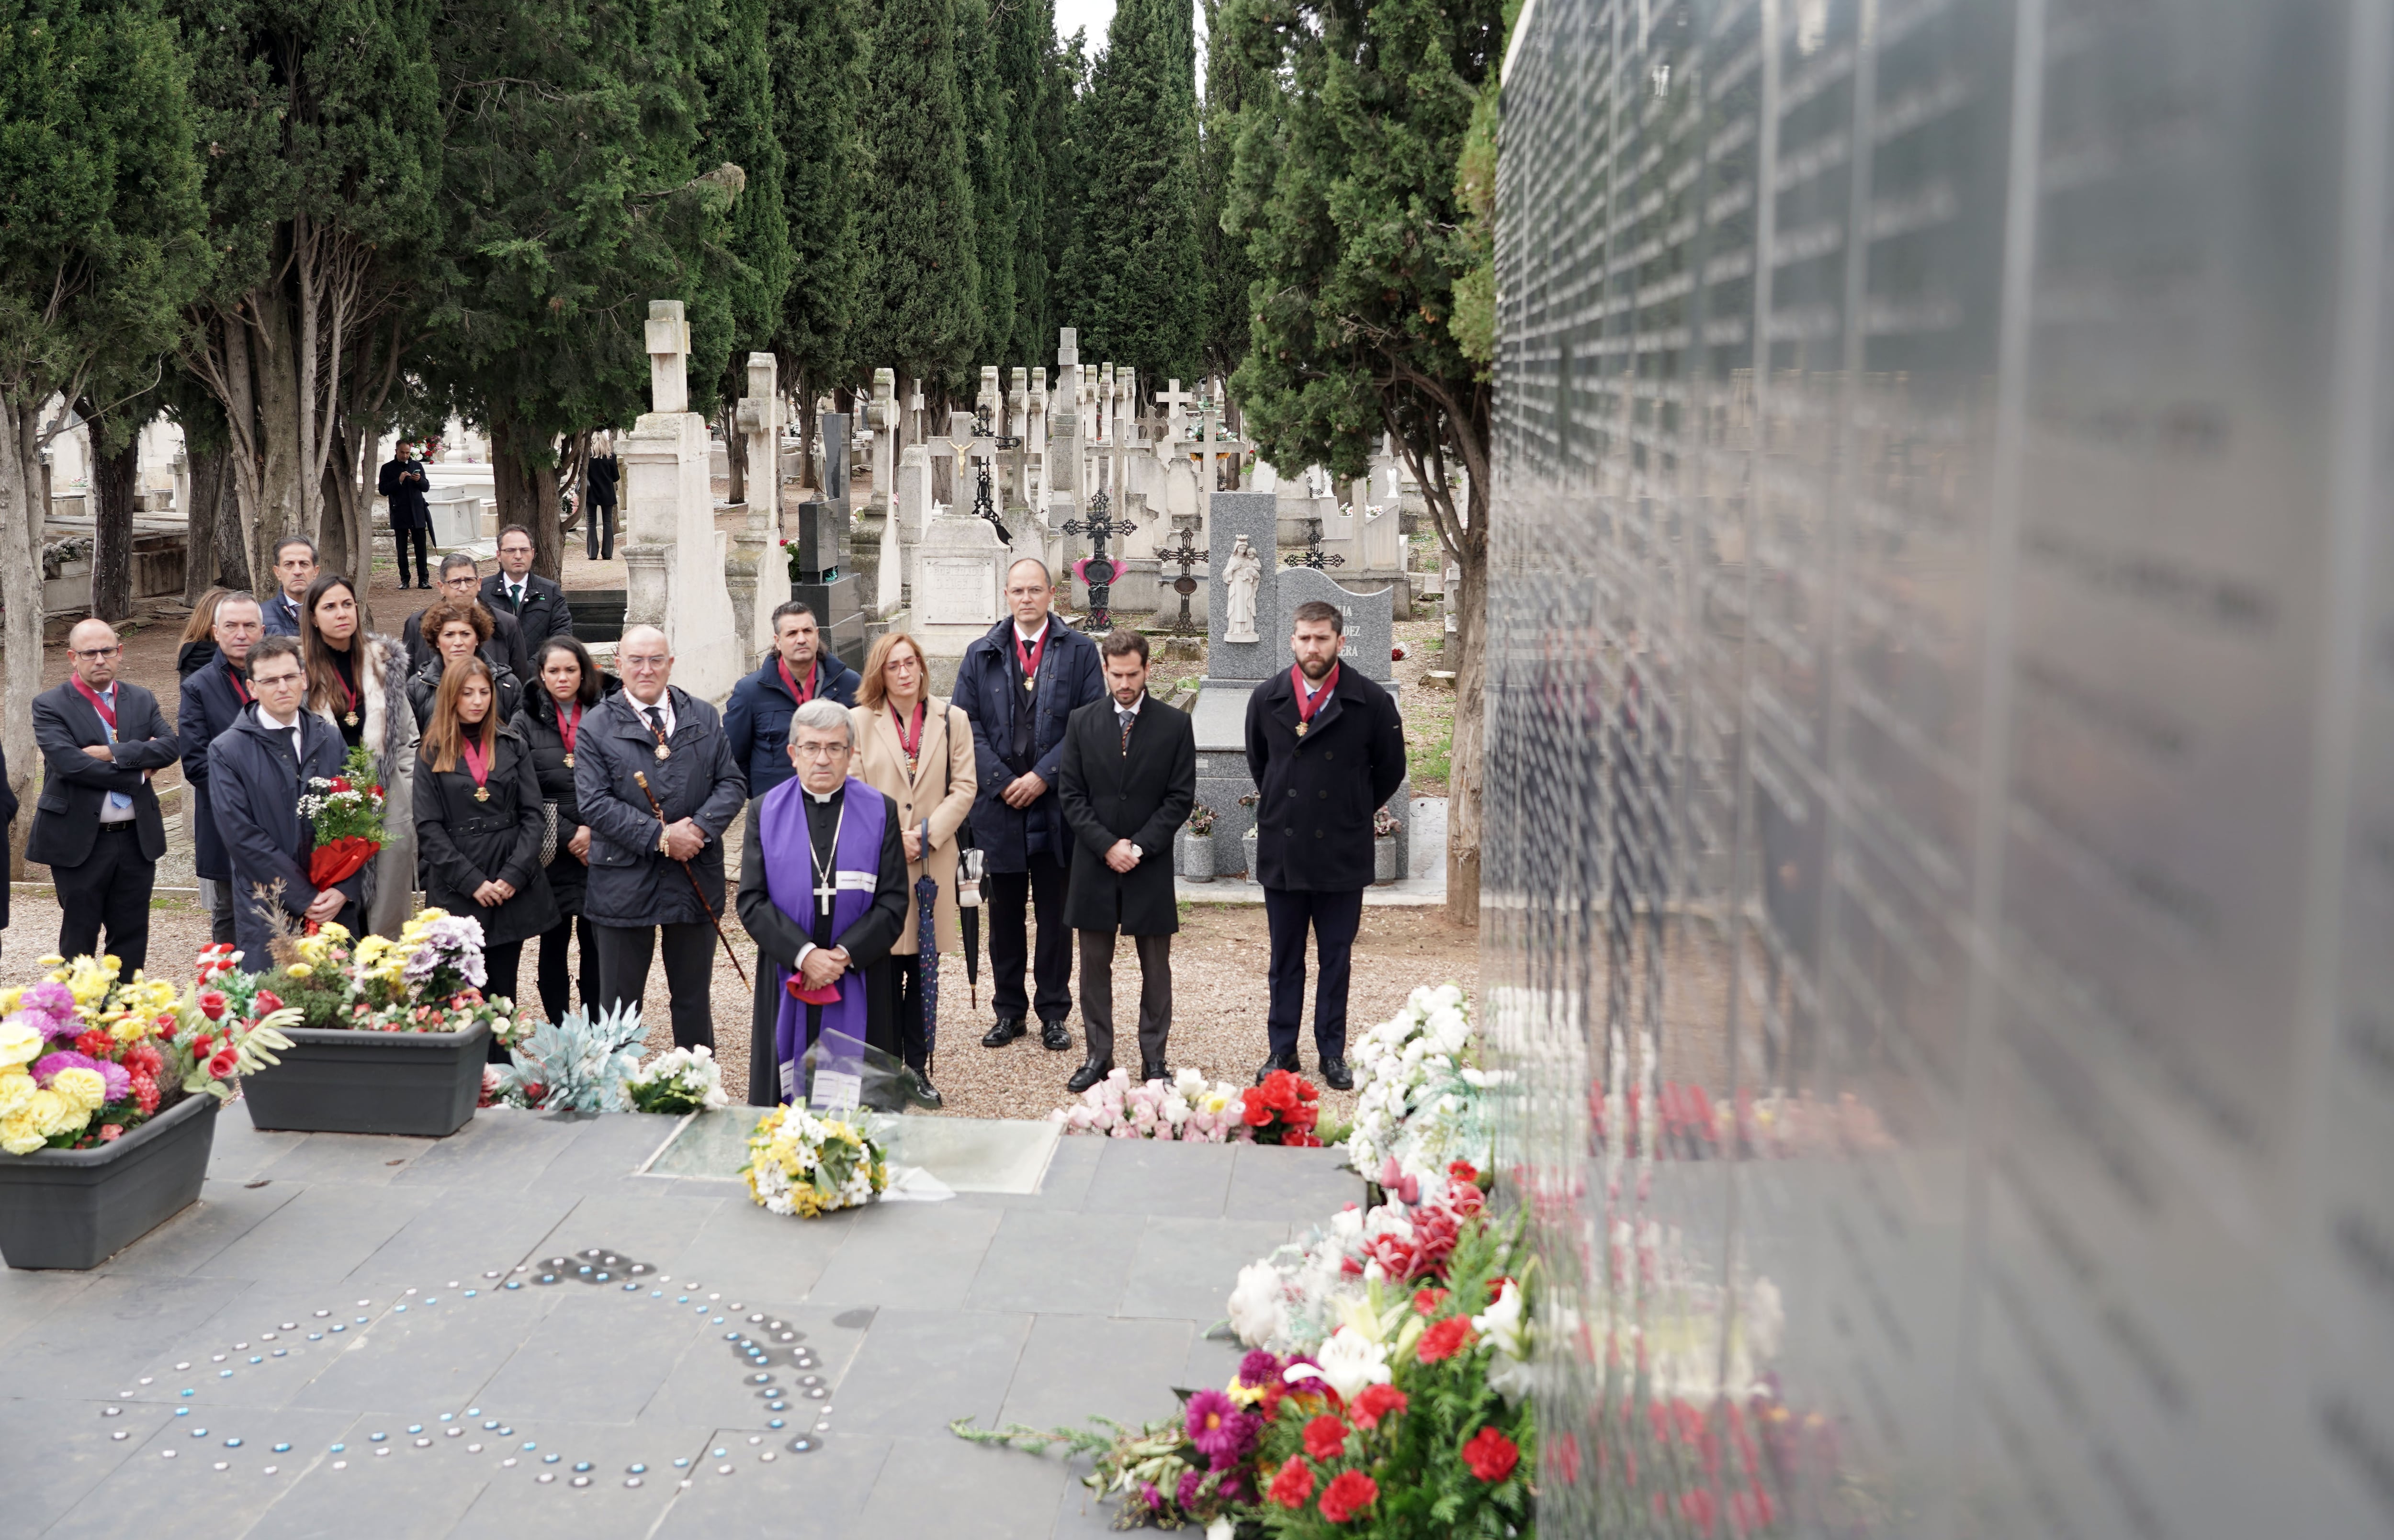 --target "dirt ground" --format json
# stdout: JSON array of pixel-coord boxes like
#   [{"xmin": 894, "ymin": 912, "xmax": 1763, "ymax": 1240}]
[{"xmin": 3, "ymin": 490, "xmax": 1485, "ymax": 1122}]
